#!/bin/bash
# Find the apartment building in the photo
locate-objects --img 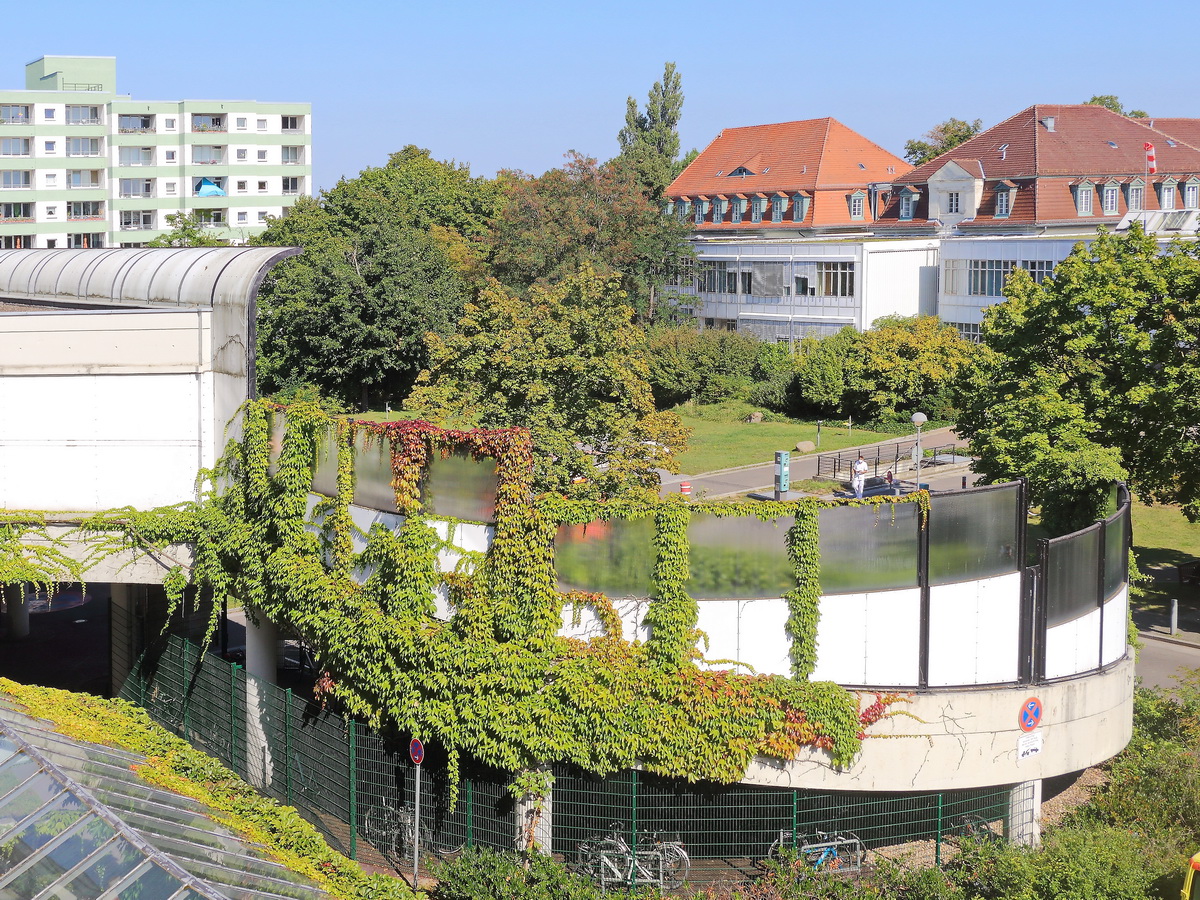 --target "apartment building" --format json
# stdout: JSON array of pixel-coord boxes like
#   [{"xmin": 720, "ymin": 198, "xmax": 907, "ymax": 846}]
[{"xmin": 0, "ymin": 56, "xmax": 311, "ymax": 248}]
